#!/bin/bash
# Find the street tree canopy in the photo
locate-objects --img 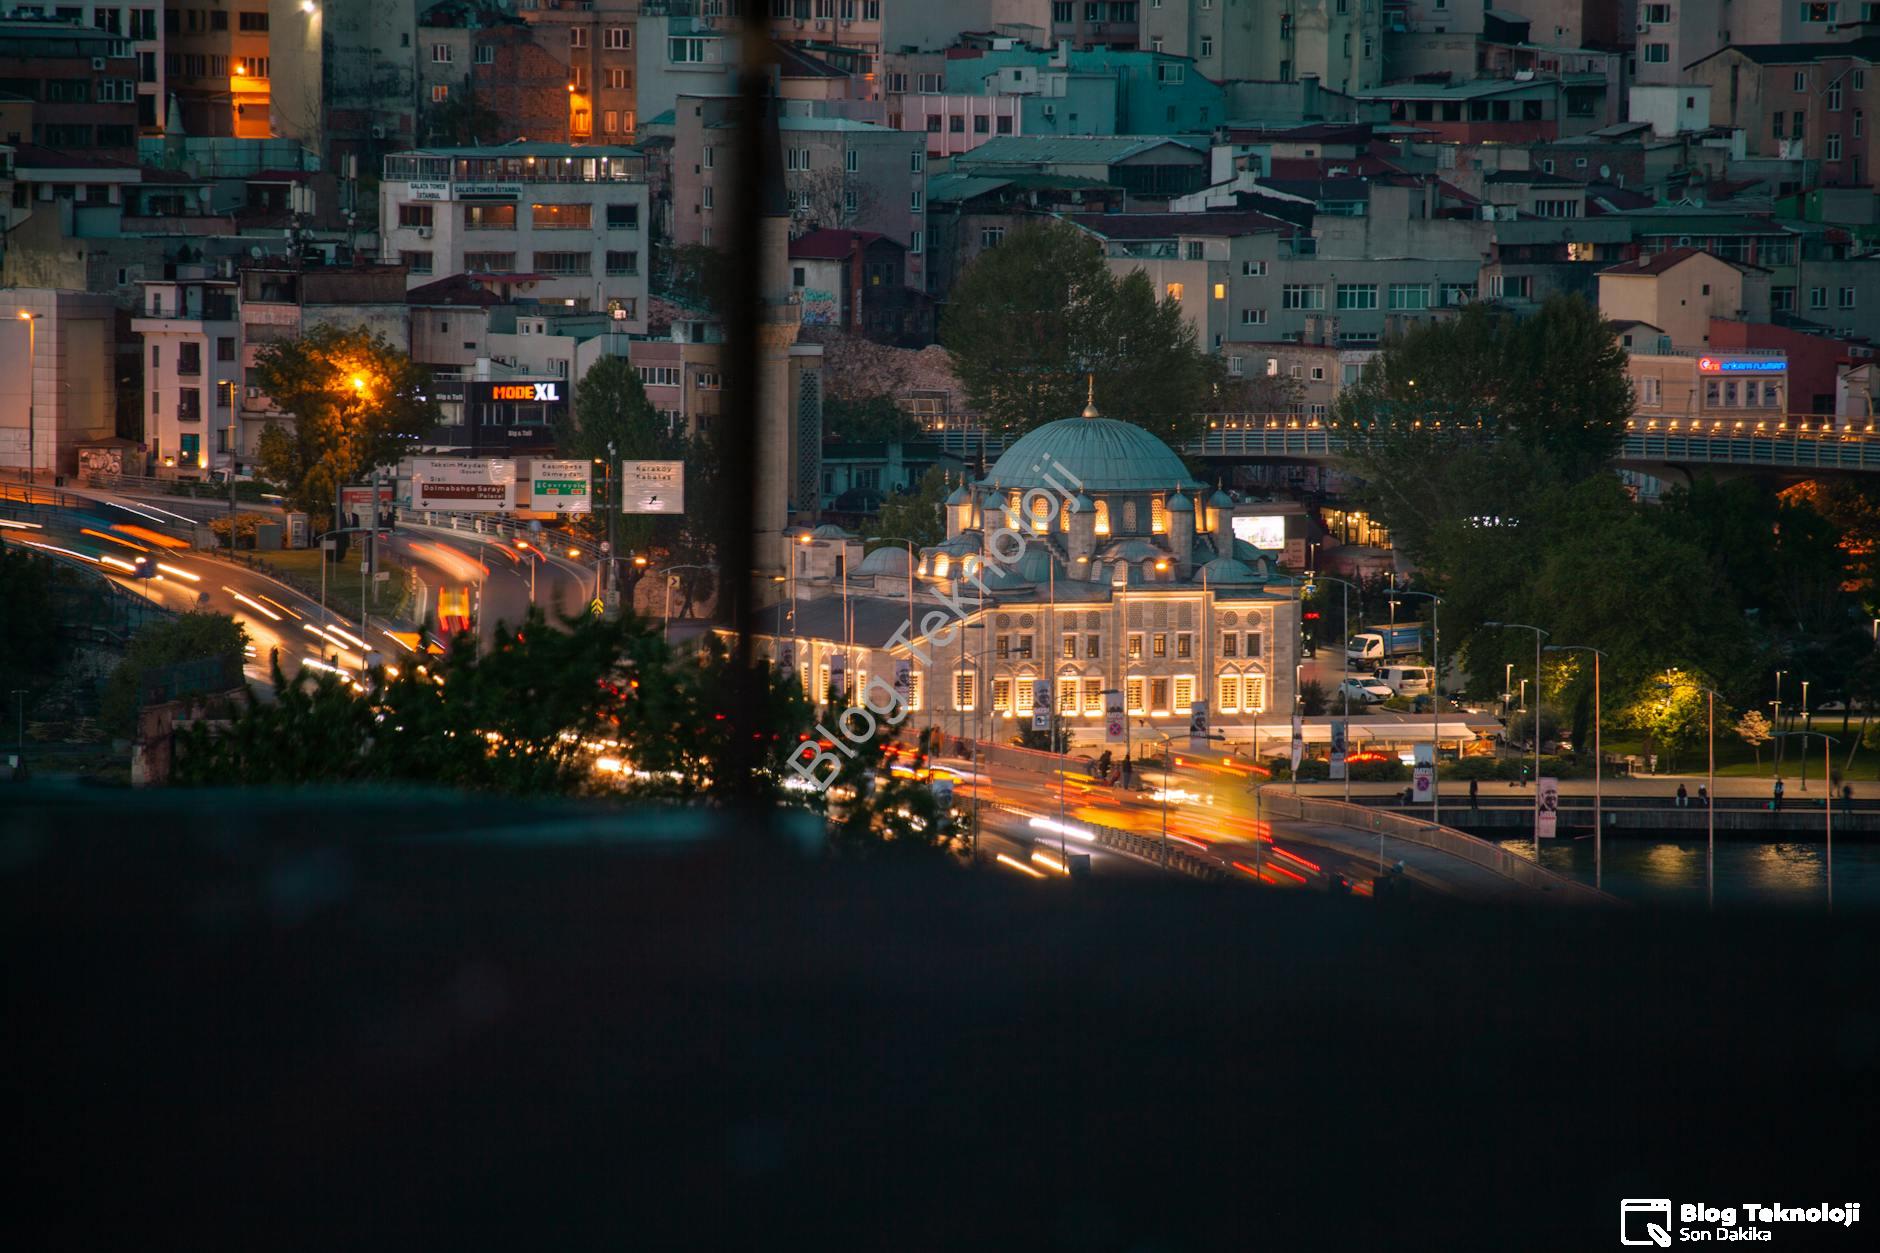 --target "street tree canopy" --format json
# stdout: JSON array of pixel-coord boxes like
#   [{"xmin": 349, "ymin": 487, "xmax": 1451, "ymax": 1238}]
[
  {"xmin": 252, "ymin": 326, "xmax": 439, "ymax": 523},
  {"xmin": 941, "ymin": 220, "xmax": 1217, "ymax": 440}
]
